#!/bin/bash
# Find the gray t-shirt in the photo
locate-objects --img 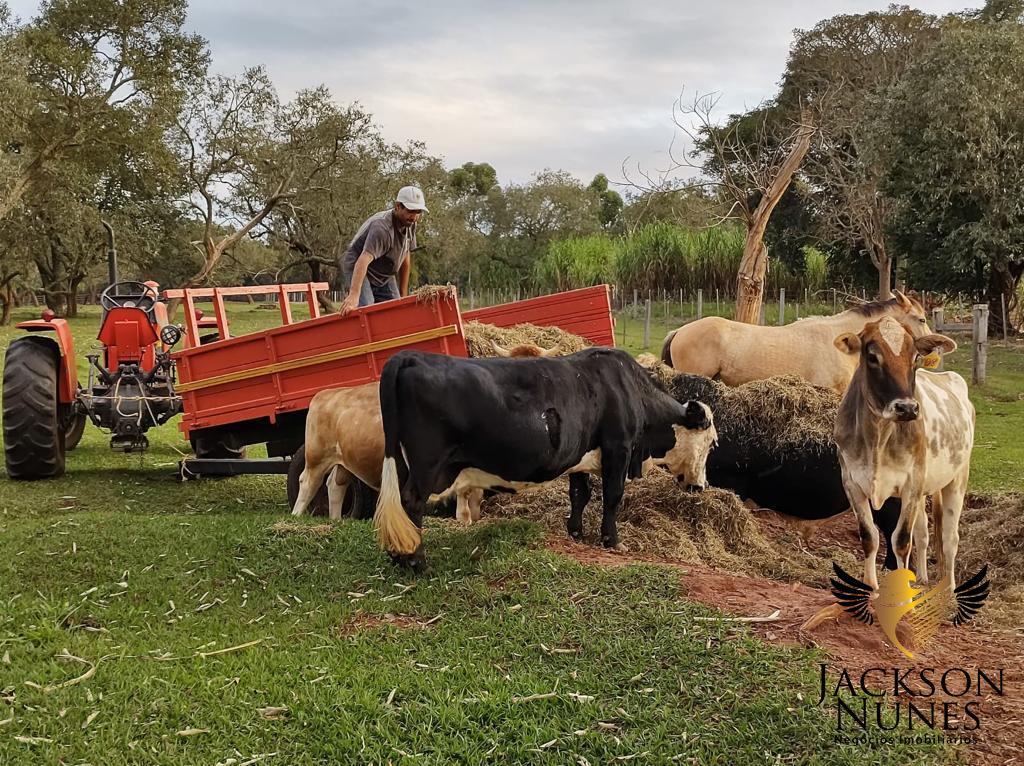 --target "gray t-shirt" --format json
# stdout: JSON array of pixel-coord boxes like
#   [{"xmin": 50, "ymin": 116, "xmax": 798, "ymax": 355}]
[{"xmin": 340, "ymin": 210, "xmax": 417, "ymax": 287}]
